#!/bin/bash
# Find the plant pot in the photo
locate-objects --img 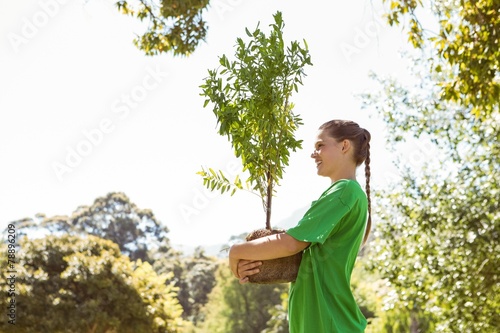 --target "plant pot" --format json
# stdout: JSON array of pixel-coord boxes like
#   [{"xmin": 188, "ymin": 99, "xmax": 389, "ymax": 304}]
[{"xmin": 245, "ymin": 228, "xmax": 302, "ymax": 284}]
